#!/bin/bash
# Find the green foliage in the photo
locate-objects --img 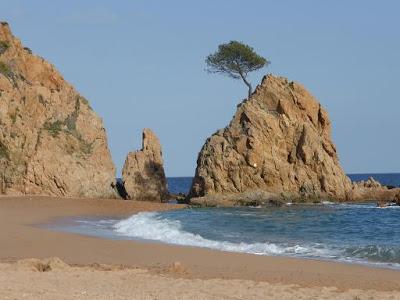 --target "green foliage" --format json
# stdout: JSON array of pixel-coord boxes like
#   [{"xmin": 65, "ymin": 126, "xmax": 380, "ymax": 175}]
[
  {"xmin": 43, "ymin": 114, "xmax": 93, "ymax": 156},
  {"xmin": 206, "ymin": 41, "xmax": 268, "ymax": 79},
  {"xmin": 0, "ymin": 41, "xmax": 10, "ymax": 54},
  {"xmin": 206, "ymin": 41, "xmax": 269, "ymax": 97},
  {"xmin": 0, "ymin": 61, "xmax": 12, "ymax": 78},
  {"xmin": 63, "ymin": 97, "xmax": 81, "ymax": 134},
  {"xmin": 43, "ymin": 120, "xmax": 63, "ymax": 137},
  {"xmin": 78, "ymin": 96, "xmax": 92, "ymax": 110},
  {"xmin": 79, "ymin": 139, "xmax": 94, "ymax": 155},
  {"xmin": 42, "ymin": 96, "xmax": 94, "ymax": 155},
  {"xmin": 64, "ymin": 114, "xmax": 77, "ymax": 132}
]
